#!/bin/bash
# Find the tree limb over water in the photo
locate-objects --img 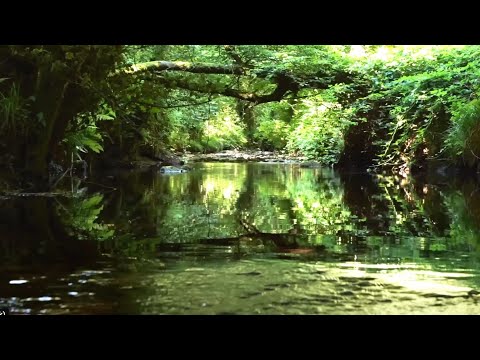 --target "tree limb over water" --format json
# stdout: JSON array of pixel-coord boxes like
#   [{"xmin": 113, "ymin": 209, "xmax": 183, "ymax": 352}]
[{"xmin": 120, "ymin": 60, "xmax": 356, "ymax": 104}]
